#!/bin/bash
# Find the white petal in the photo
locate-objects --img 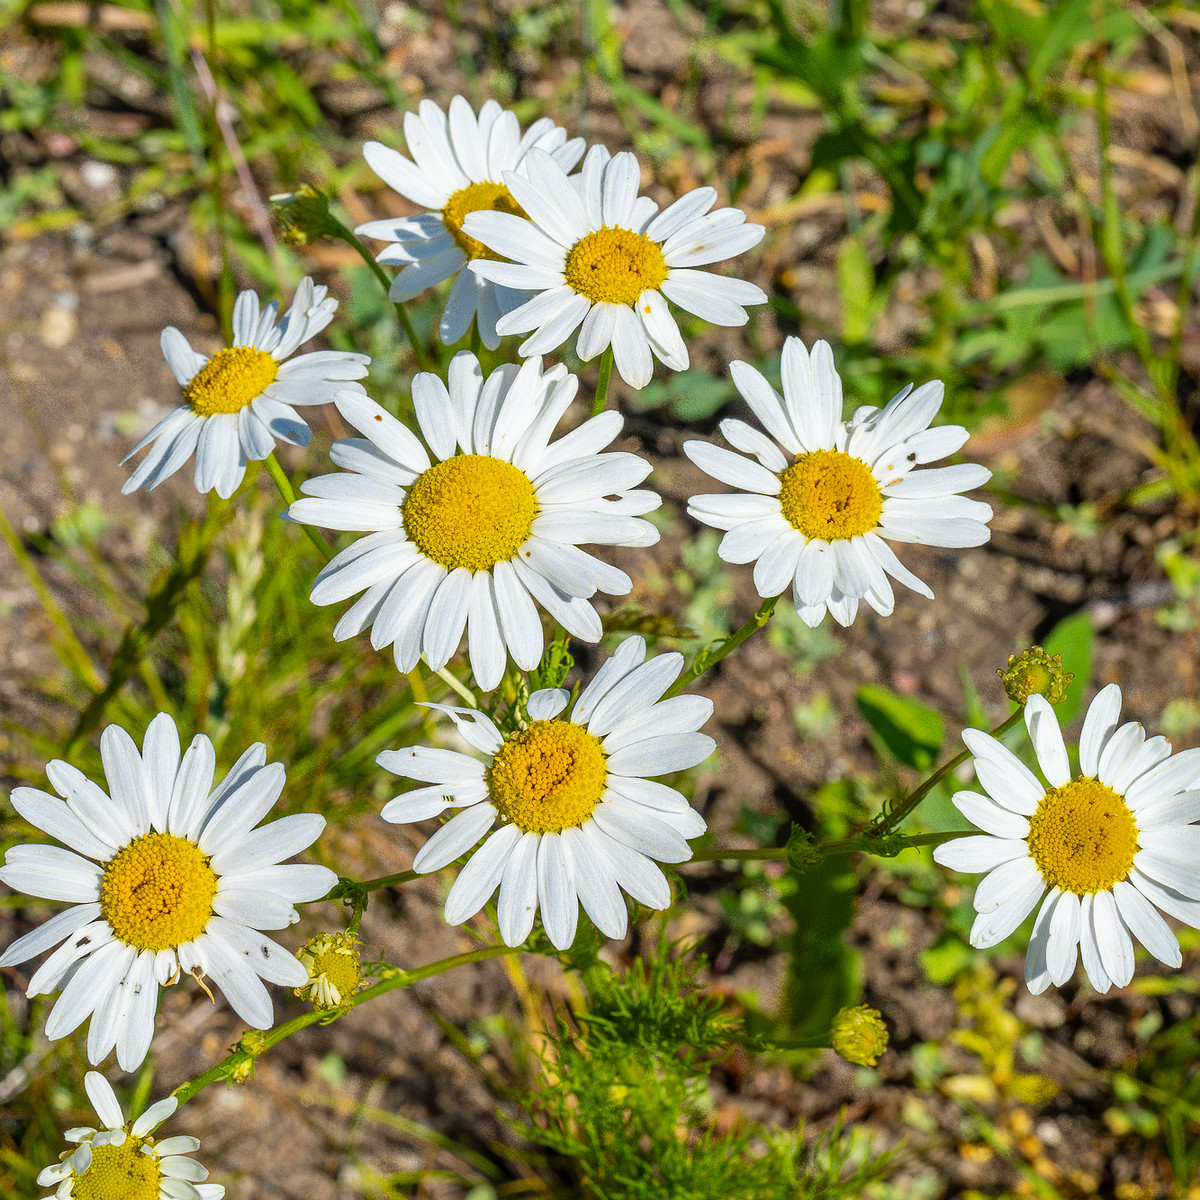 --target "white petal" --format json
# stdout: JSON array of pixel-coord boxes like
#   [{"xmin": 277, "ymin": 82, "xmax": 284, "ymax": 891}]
[
  {"xmin": 496, "ymin": 832, "xmax": 541, "ymax": 945},
  {"xmin": 537, "ymin": 832, "xmax": 578, "ymax": 950},
  {"xmin": 1092, "ymin": 888, "xmax": 1134, "ymax": 988},
  {"xmin": 412, "ymin": 804, "xmax": 497, "ymax": 872},
  {"xmin": 563, "ymin": 825, "xmax": 628, "ymax": 938},
  {"xmin": 443, "ymin": 824, "xmax": 523, "ymax": 925},
  {"xmin": 1046, "ymin": 889, "xmax": 1081, "ymax": 985},
  {"xmin": 85, "ymin": 1072, "xmax": 124, "ymax": 1130},
  {"xmin": 968, "ymin": 871, "xmax": 1044, "ymax": 947},
  {"xmin": 951, "ymin": 790, "xmax": 1030, "ymax": 839},
  {"xmin": 1112, "ymin": 879, "xmax": 1182, "ymax": 967},
  {"xmin": 933, "ymin": 835, "xmax": 1029, "ymax": 873},
  {"xmin": 1079, "ymin": 683, "xmax": 1122, "ymax": 777},
  {"xmin": 961, "ymin": 729, "xmax": 1045, "ymax": 815}
]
